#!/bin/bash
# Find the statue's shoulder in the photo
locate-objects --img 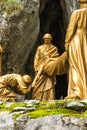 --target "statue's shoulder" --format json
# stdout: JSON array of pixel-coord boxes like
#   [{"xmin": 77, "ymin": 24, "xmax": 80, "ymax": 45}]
[
  {"xmin": 77, "ymin": 8, "xmax": 87, "ymax": 12},
  {"xmin": 72, "ymin": 8, "xmax": 86, "ymax": 14},
  {"xmin": 72, "ymin": 10, "xmax": 78, "ymax": 15},
  {"xmin": 37, "ymin": 45, "xmax": 44, "ymax": 50},
  {"xmin": 70, "ymin": 10, "xmax": 79, "ymax": 18}
]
